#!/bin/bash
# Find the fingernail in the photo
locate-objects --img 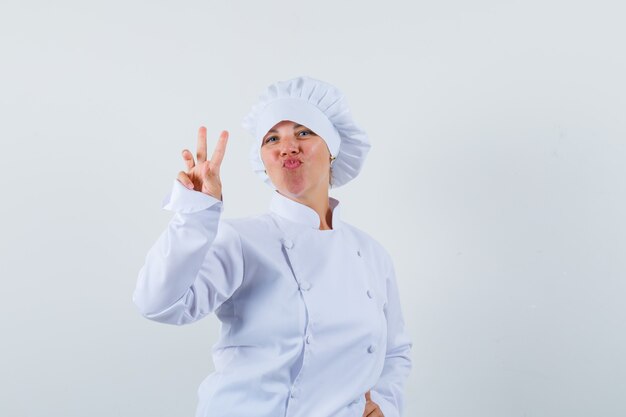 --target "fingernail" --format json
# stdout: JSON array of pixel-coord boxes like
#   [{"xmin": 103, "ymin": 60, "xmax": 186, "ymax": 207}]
[{"xmin": 187, "ymin": 183, "xmax": 194, "ymax": 189}]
